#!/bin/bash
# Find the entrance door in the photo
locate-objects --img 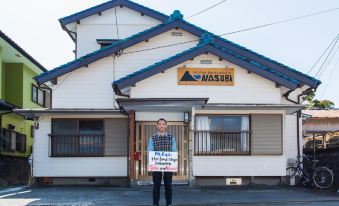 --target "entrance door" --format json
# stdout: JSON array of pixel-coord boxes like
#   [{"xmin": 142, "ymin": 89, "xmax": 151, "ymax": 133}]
[{"xmin": 135, "ymin": 122, "xmax": 188, "ymax": 181}]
